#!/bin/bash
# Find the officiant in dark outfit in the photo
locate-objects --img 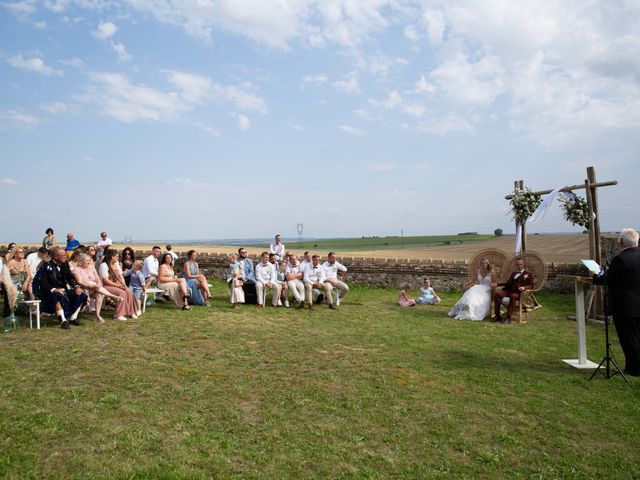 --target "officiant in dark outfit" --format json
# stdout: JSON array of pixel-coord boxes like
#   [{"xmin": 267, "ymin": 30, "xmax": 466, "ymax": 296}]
[{"xmin": 593, "ymin": 228, "xmax": 640, "ymax": 377}]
